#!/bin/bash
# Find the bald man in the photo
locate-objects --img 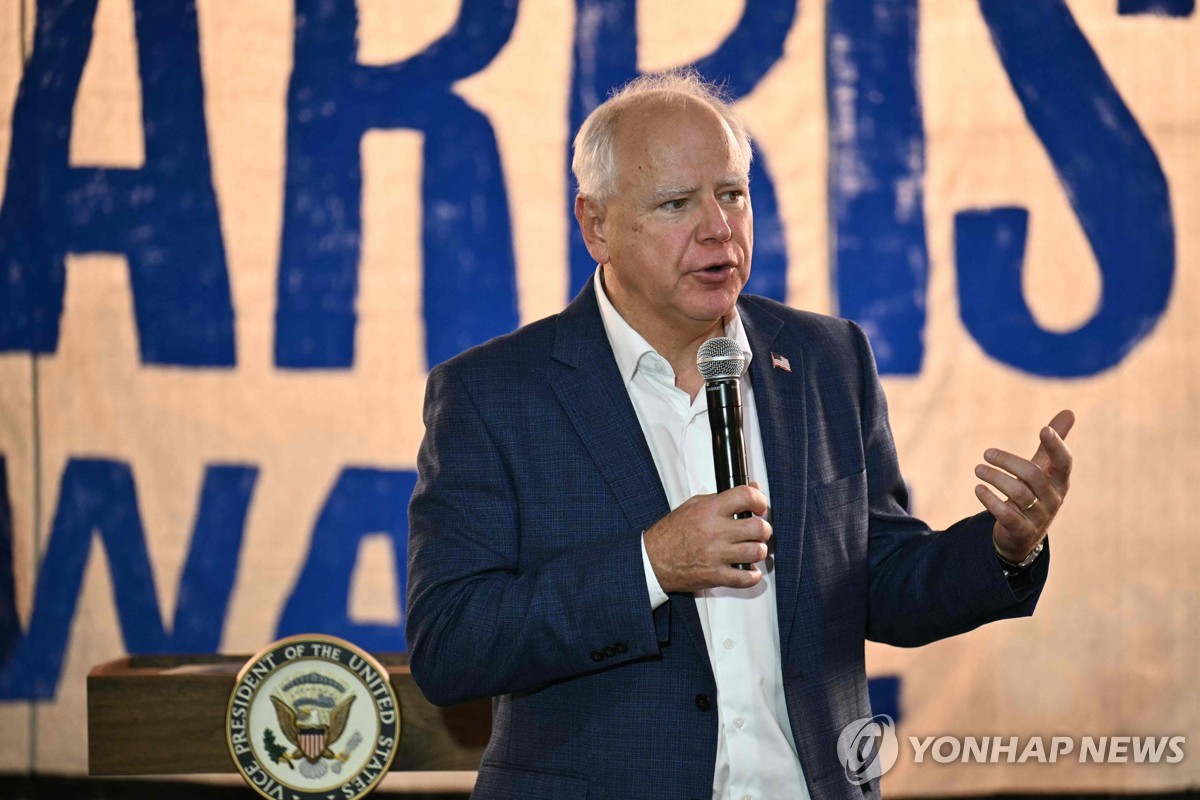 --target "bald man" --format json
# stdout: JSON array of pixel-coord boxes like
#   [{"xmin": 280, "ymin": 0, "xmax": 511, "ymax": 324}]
[{"xmin": 407, "ymin": 70, "xmax": 1073, "ymax": 800}]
